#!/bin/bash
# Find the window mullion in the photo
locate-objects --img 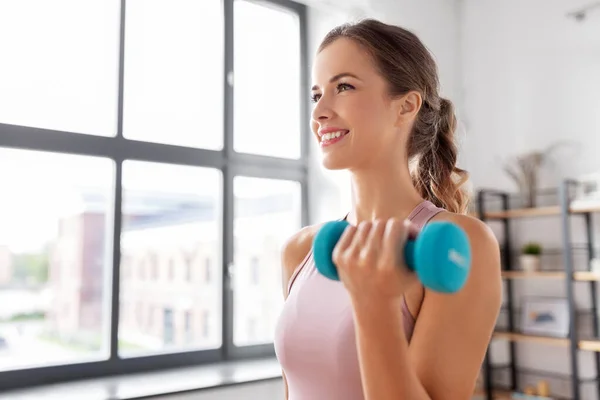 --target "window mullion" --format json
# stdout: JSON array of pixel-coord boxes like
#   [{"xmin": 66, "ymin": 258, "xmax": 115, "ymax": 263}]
[{"xmin": 222, "ymin": 0, "xmax": 236, "ymax": 360}]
